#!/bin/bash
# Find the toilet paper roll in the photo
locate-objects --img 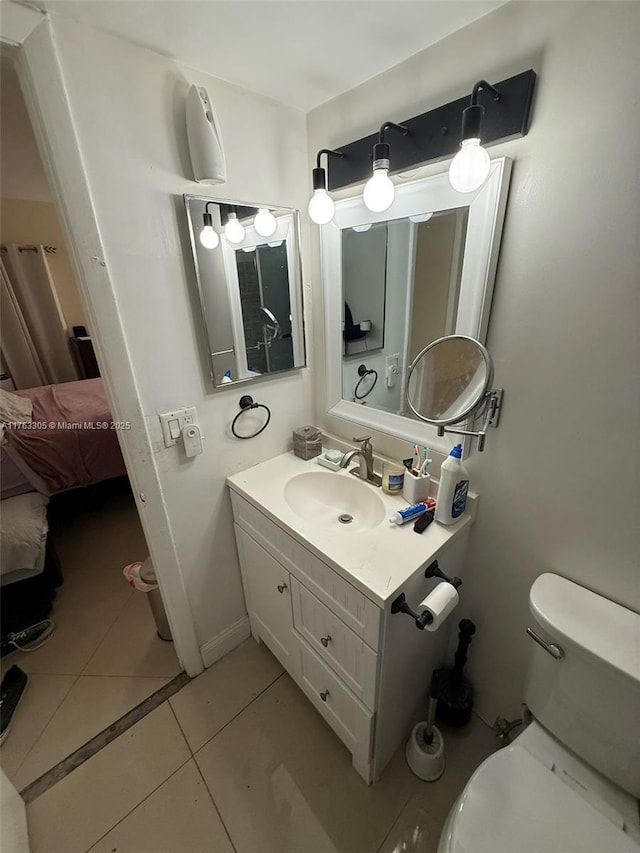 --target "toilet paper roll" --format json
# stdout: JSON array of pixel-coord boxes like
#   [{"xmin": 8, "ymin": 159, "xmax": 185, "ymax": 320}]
[{"xmin": 419, "ymin": 582, "xmax": 459, "ymax": 631}]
